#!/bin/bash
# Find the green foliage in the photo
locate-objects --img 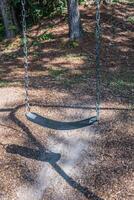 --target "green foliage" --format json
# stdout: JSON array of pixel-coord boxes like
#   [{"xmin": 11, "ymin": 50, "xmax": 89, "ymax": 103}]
[
  {"xmin": 38, "ymin": 32, "xmax": 54, "ymax": 41},
  {"xmin": 11, "ymin": 0, "xmax": 20, "ymax": 6},
  {"xmin": 10, "ymin": 0, "xmax": 68, "ymax": 26},
  {"xmin": 79, "ymin": 0, "xmax": 86, "ymax": 4},
  {"xmin": 56, "ymin": 0, "xmax": 67, "ymax": 14},
  {"xmin": 31, "ymin": 32, "xmax": 54, "ymax": 47},
  {"xmin": 68, "ymin": 40, "xmax": 79, "ymax": 48},
  {"xmin": 1, "ymin": 0, "xmax": 86, "ymax": 38}
]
